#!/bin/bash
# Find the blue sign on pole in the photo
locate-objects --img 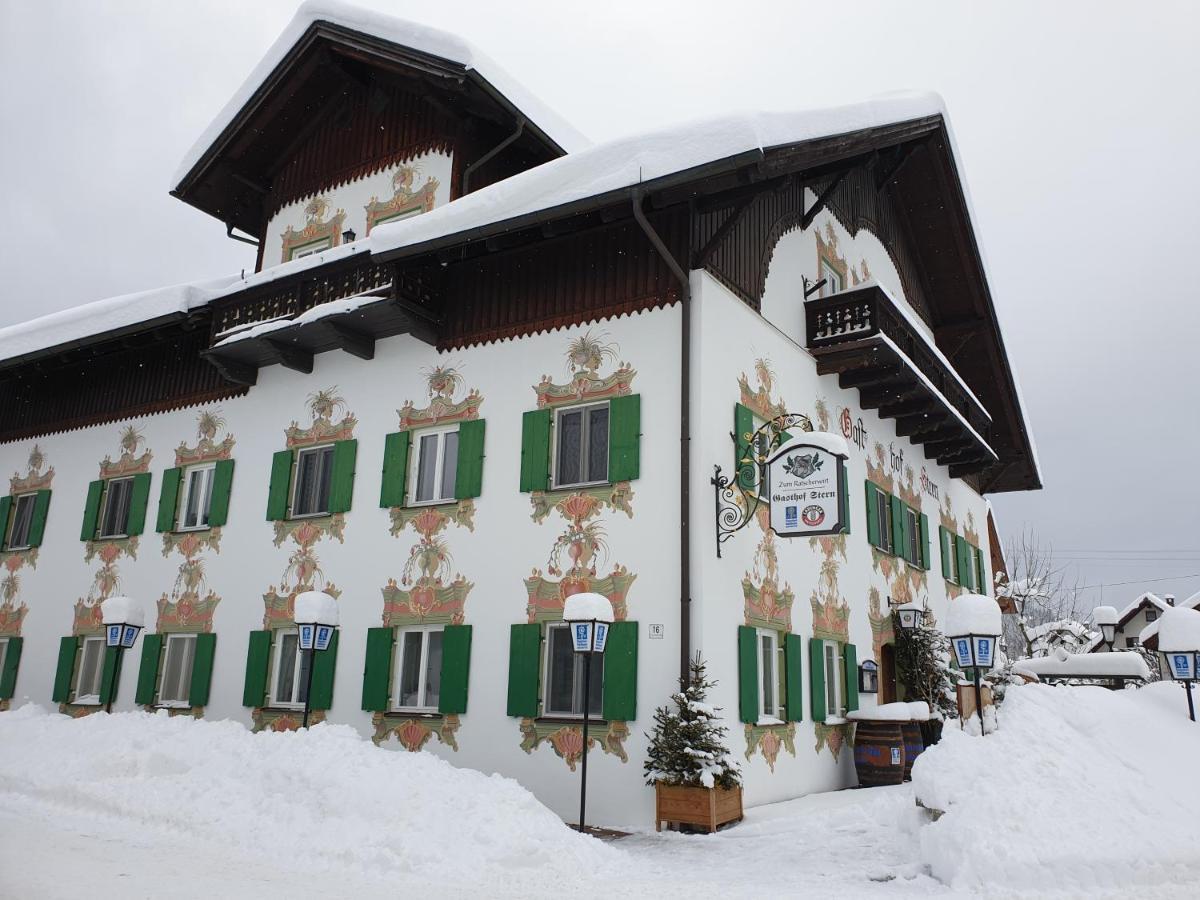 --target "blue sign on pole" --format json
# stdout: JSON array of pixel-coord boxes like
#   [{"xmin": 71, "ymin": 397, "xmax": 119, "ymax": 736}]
[
  {"xmin": 298, "ymin": 624, "xmax": 315, "ymax": 651},
  {"xmin": 121, "ymin": 625, "xmax": 139, "ymax": 649},
  {"xmin": 954, "ymin": 638, "xmax": 973, "ymax": 668},
  {"xmin": 107, "ymin": 624, "xmax": 122, "ymax": 647},
  {"xmin": 572, "ymin": 622, "xmax": 593, "ymax": 653},
  {"xmin": 975, "ymin": 636, "xmax": 994, "ymax": 669},
  {"xmin": 314, "ymin": 625, "xmax": 333, "ymax": 652}
]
